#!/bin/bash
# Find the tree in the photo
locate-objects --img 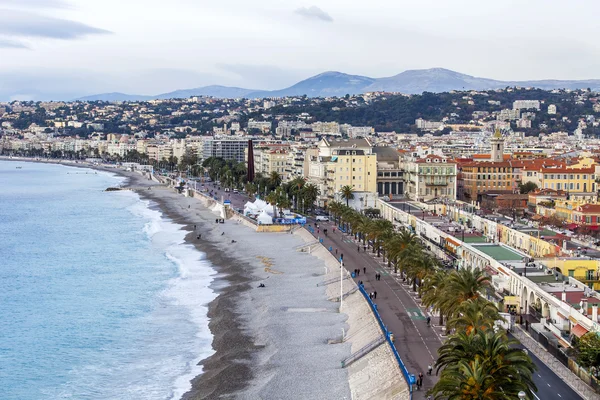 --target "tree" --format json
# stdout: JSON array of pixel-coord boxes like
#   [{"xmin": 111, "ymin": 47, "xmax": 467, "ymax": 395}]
[
  {"xmin": 265, "ymin": 191, "xmax": 279, "ymax": 218},
  {"xmin": 576, "ymin": 332, "xmax": 600, "ymax": 369},
  {"xmin": 245, "ymin": 182, "xmax": 257, "ymax": 198},
  {"xmin": 519, "ymin": 182, "xmax": 538, "ymax": 194},
  {"xmin": 447, "ymin": 298, "xmax": 501, "ymax": 335},
  {"xmin": 340, "ymin": 185, "xmax": 354, "ymax": 207},
  {"xmin": 300, "ymin": 183, "xmax": 319, "ymax": 212},
  {"xmin": 268, "ymin": 171, "xmax": 282, "ymax": 190},
  {"xmin": 431, "ymin": 330, "xmax": 537, "ymax": 399},
  {"xmin": 437, "ymin": 268, "xmax": 491, "ymax": 320}
]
